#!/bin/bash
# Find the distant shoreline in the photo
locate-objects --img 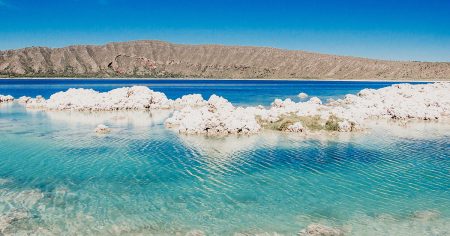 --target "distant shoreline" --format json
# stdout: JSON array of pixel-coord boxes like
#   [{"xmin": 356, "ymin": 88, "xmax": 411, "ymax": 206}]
[
  {"xmin": 0, "ymin": 77, "xmax": 446, "ymax": 83},
  {"xmin": 1, "ymin": 40, "xmax": 450, "ymax": 81}
]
